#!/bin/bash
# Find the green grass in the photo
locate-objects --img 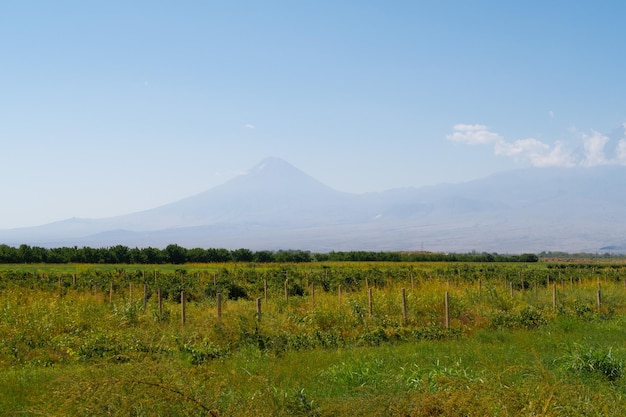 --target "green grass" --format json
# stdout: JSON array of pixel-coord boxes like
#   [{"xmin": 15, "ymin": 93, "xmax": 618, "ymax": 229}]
[
  {"xmin": 7, "ymin": 320, "xmax": 625, "ymax": 416},
  {"xmin": 2, "ymin": 262, "xmax": 626, "ymax": 415}
]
